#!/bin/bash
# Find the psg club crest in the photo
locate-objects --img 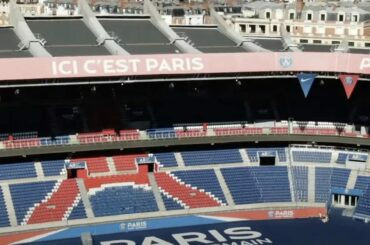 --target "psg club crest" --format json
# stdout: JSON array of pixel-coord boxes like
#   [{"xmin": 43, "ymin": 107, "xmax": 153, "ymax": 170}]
[
  {"xmin": 279, "ymin": 55, "xmax": 293, "ymax": 68},
  {"xmin": 345, "ymin": 76, "xmax": 353, "ymax": 85}
]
